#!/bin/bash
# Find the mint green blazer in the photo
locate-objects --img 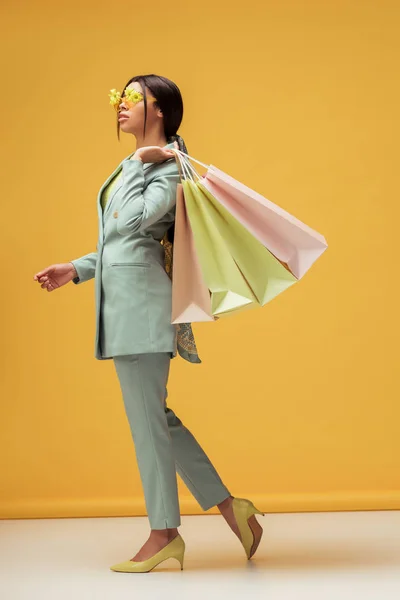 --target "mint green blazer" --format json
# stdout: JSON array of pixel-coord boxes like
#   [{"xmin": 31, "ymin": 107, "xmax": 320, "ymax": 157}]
[{"xmin": 70, "ymin": 142, "xmax": 180, "ymax": 360}]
